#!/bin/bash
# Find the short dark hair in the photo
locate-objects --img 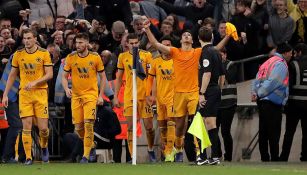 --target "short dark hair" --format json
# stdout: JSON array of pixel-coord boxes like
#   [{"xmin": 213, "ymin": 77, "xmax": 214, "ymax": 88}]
[
  {"xmin": 202, "ymin": 17, "xmax": 215, "ymax": 28},
  {"xmin": 276, "ymin": 43, "xmax": 293, "ymax": 54},
  {"xmin": 75, "ymin": 33, "xmax": 89, "ymax": 41},
  {"xmin": 159, "ymin": 35, "xmax": 173, "ymax": 45},
  {"xmin": 198, "ymin": 26, "xmax": 212, "ymax": 42},
  {"xmin": 126, "ymin": 33, "xmax": 138, "ymax": 41},
  {"xmin": 294, "ymin": 43, "xmax": 307, "ymax": 56},
  {"xmin": 22, "ymin": 29, "xmax": 38, "ymax": 38}
]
